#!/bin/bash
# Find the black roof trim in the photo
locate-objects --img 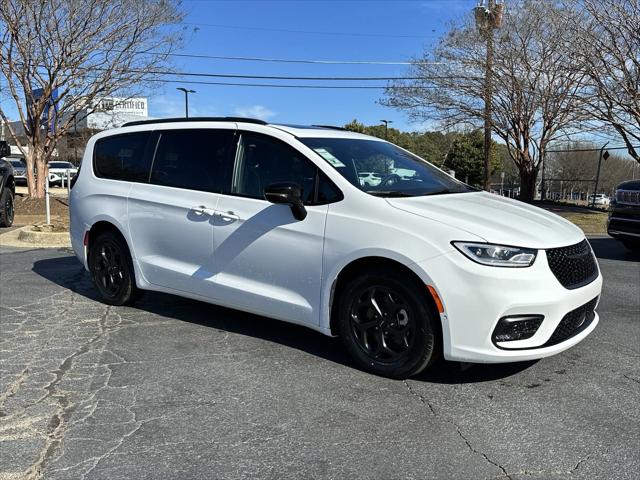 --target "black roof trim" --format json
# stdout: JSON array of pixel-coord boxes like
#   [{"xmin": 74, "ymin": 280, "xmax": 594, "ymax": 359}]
[
  {"xmin": 122, "ymin": 117, "xmax": 268, "ymax": 127},
  {"xmin": 311, "ymin": 124, "xmax": 348, "ymax": 131}
]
